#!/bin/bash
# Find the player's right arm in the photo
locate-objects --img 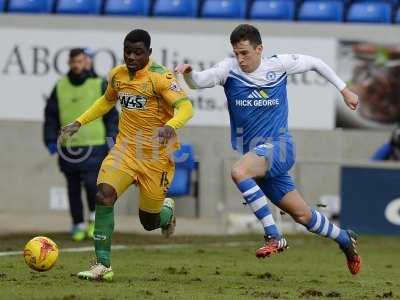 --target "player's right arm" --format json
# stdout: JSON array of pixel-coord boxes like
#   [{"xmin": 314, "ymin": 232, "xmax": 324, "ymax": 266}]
[
  {"xmin": 59, "ymin": 69, "xmax": 119, "ymax": 140},
  {"xmin": 175, "ymin": 58, "xmax": 232, "ymax": 89}
]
